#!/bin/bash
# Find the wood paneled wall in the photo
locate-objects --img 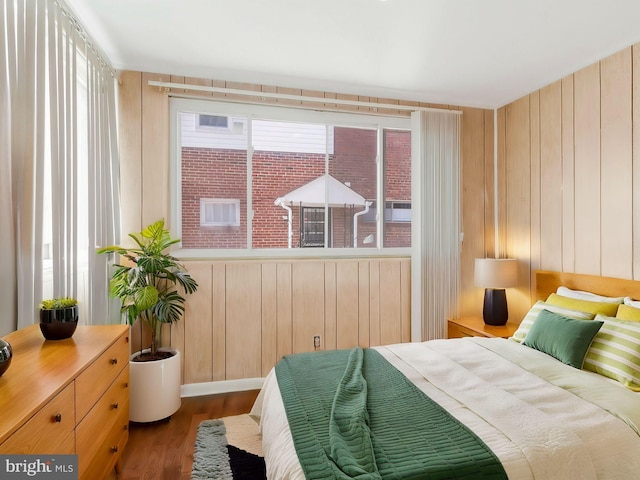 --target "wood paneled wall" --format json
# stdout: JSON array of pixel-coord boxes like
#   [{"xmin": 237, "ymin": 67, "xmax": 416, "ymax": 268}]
[
  {"xmin": 169, "ymin": 258, "xmax": 410, "ymax": 383},
  {"xmin": 117, "ymin": 70, "xmax": 493, "ymax": 383},
  {"xmin": 500, "ymin": 44, "xmax": 640, "ymax": 323}
]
